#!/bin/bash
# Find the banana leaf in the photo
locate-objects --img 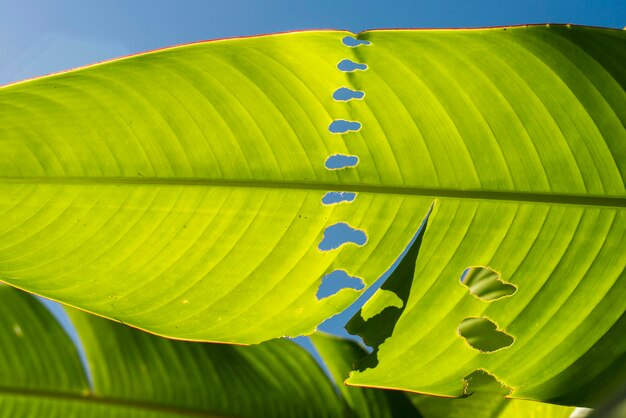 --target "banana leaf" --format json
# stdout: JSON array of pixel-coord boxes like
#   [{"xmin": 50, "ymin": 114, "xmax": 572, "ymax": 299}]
[{"xmin": 0, "ymin": 24, "xmax": 624, "ymax": 405}]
